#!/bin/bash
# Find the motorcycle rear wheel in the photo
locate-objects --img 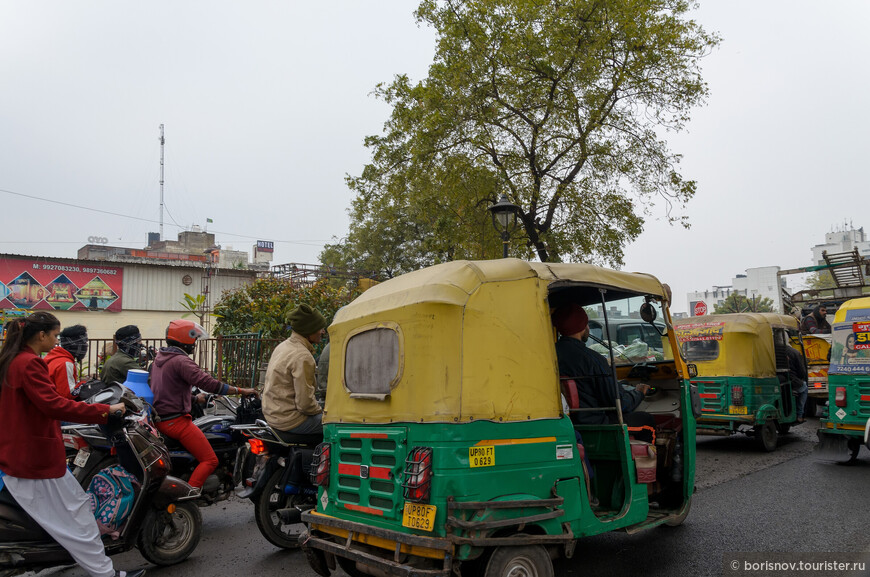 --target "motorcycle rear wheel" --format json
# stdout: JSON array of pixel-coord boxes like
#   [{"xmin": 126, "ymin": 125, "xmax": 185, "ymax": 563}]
[
  {"xmin": 137, "ymin": 501, "xmax": 202, "ymax": 566},
  {"xmin": 255, "ymin": 467, "xmax": 308, "ymax": 549}
]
